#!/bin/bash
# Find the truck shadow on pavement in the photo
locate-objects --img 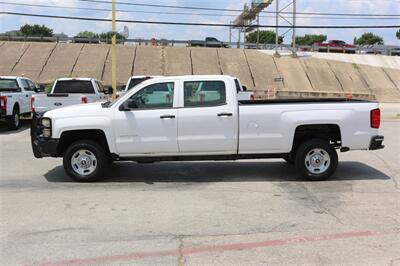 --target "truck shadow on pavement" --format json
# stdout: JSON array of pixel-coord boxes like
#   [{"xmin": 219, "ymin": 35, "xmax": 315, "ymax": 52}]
[
  {"xmin": 44, "ymin": 161, "xmax": 391, "ymax": 183},
  {"xmin": 0, "ymin": 119, "xmax": 30, "ymax": 135}
]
